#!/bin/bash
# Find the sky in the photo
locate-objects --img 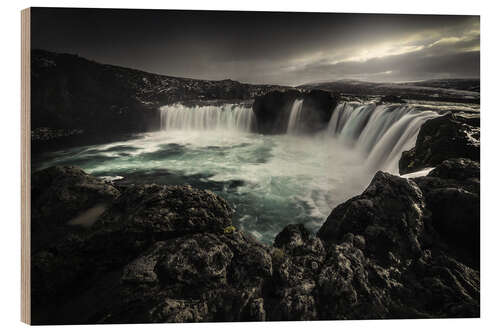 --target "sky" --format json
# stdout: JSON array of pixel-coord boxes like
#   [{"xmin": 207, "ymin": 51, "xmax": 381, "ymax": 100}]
[{"xmin": 31, "ymin": 8, "xmax": 480, "ymax": 86}]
